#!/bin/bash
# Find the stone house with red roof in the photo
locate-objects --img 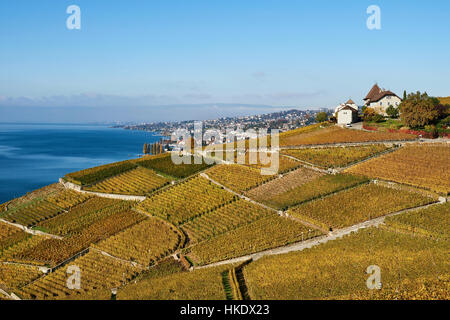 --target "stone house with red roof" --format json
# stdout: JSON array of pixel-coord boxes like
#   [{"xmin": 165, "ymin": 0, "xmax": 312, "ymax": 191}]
[{"xmin": 363, "ymin": 84, "xmax": 402, "ymax": 115}]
